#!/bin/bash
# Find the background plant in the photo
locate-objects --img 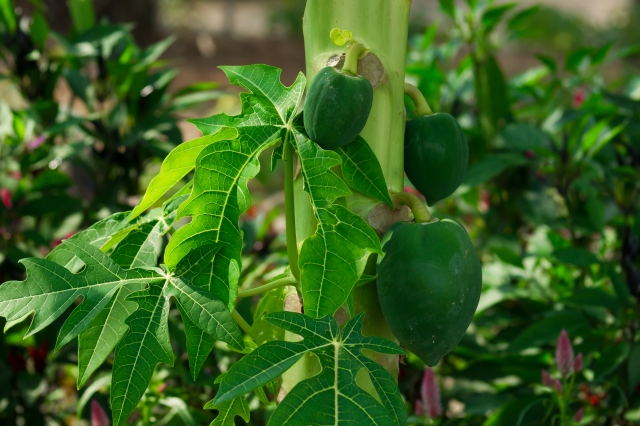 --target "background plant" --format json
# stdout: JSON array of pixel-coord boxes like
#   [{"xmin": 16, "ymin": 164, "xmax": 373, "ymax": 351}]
[{"xmin": 0, "ymin": 0, "xmax": 639, "ymax": 425}]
